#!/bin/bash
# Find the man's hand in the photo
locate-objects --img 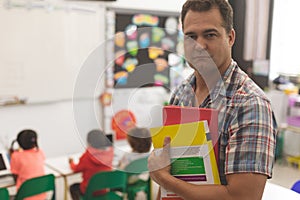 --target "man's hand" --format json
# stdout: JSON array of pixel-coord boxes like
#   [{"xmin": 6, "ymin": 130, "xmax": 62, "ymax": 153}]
[{"xmin": 148, "ymin": 136, "xmax": 171, "ymax": 184}]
